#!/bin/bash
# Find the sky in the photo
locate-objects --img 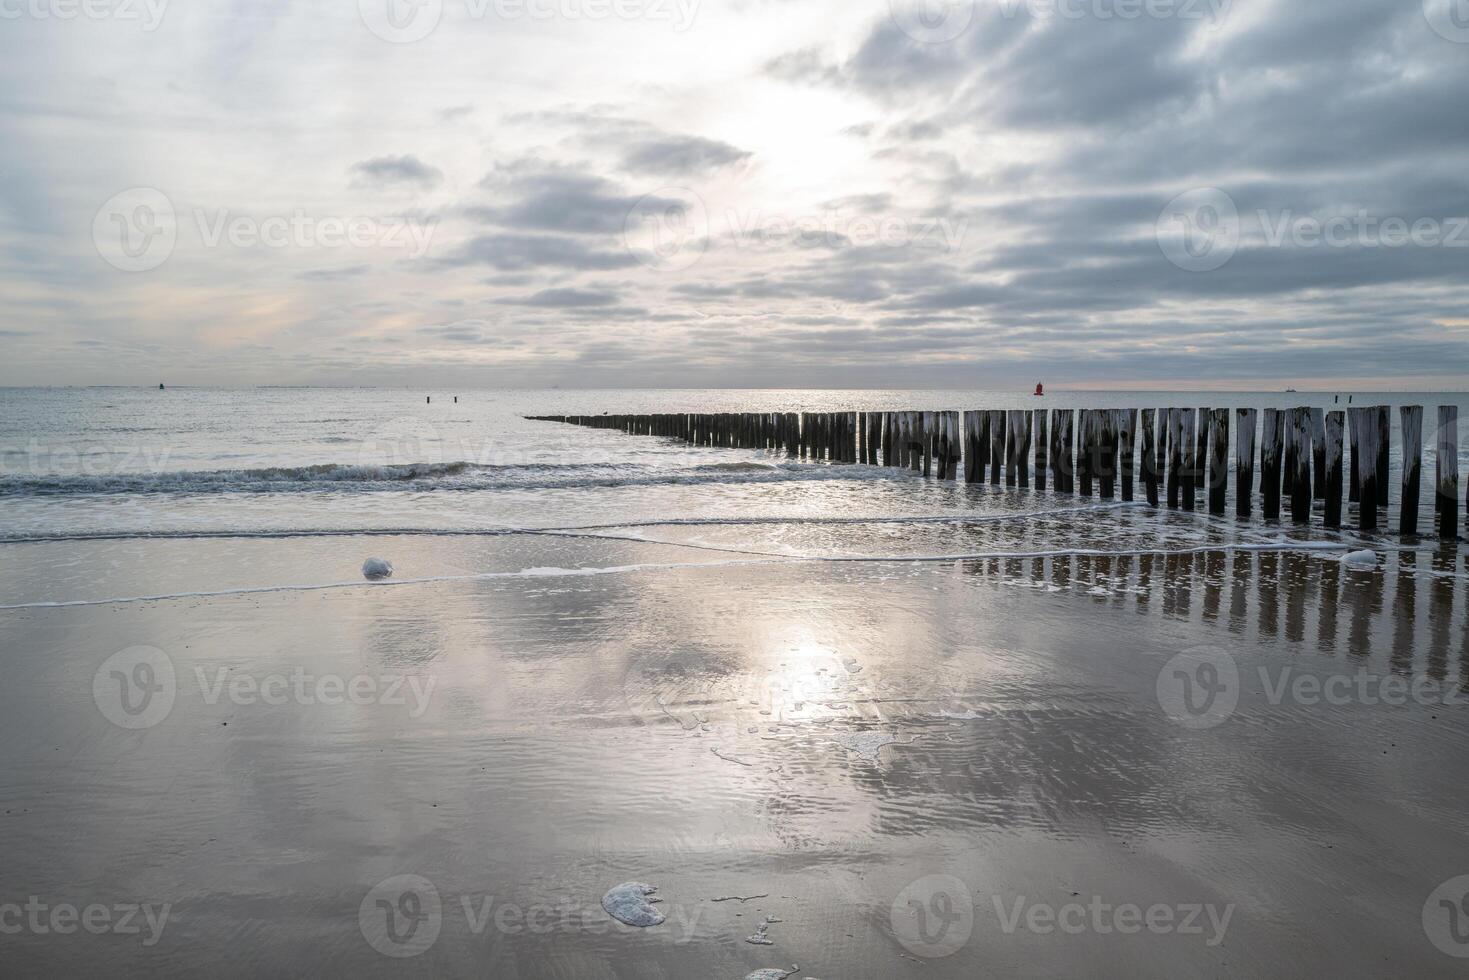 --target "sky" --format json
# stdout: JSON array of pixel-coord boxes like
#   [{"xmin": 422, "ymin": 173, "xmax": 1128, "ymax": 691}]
[{"xmin": 1, "ymin": 0, "xmax": 1467, "ymax": 389}]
